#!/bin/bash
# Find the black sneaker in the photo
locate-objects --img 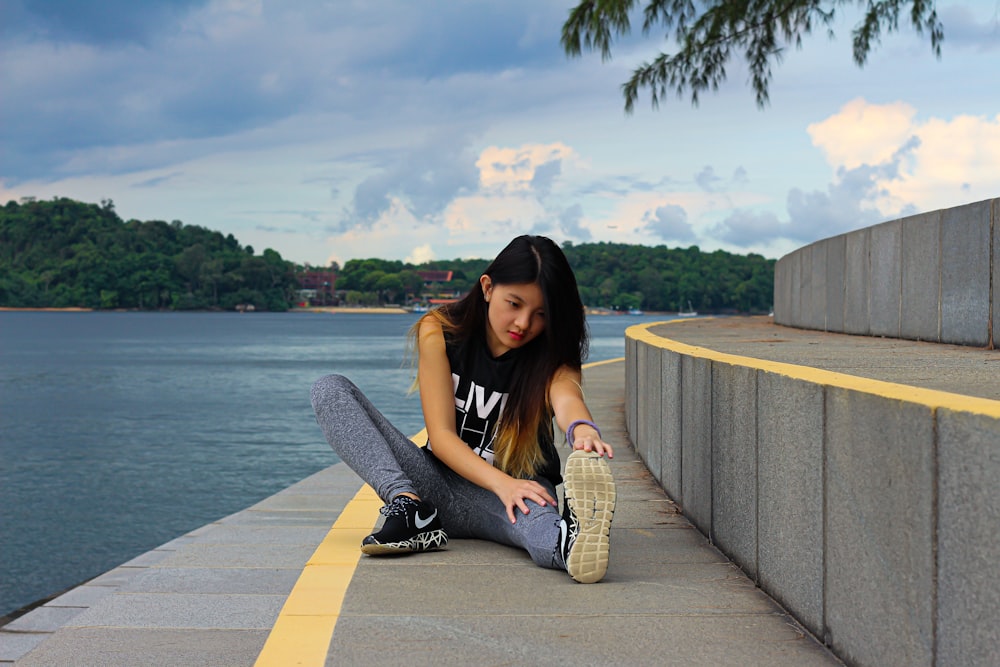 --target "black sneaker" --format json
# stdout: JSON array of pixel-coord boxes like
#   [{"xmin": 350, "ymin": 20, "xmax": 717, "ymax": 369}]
[
  {"xmin": 361, "ymin": 495, "xmax": 448, "ymax": 555},
  {"xmin": 559, "ymin": 450, "xmax": 616, "ymax": 583}
]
